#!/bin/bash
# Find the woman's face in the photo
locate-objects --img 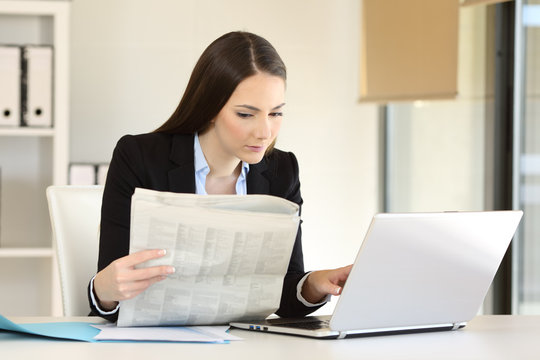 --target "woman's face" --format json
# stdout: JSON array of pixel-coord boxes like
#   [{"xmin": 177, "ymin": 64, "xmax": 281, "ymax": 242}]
[{"xmin": 211, "ymin": 72, "xmax": 285, "ymax": 164}]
